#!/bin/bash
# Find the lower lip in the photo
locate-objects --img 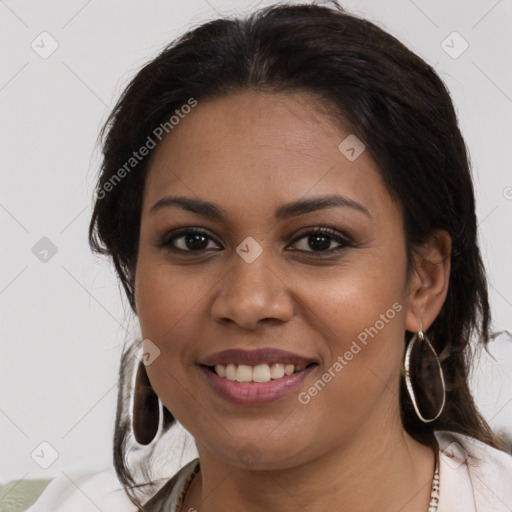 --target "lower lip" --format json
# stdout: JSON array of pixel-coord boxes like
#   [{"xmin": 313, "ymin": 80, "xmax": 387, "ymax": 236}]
[{"xmin": 200, "ymin": 364, "xmax": 318, "ymax": 405}]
